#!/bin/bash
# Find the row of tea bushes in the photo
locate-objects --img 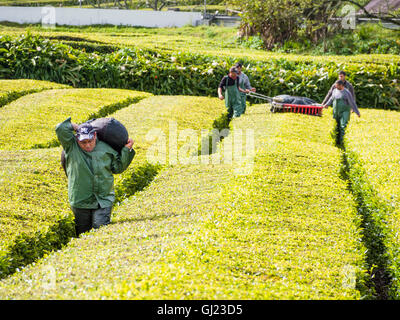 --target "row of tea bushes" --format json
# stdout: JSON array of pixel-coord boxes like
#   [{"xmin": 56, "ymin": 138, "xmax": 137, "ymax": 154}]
[
  {"xmin": 344, "ymin": 109, "xmax": 400, "ymax": 298},
  {"xmin": 0, "ymin": 33, "xmax": 399, "ymax": 109},
  {"xmin": 0, "ymin": 88, "xmax": 151, "ymax": 150},
  {"xmin": 0, "ymin": 105, "xmax": 366, "ymax": 299},
  {"xmin": 0, "ymin": 79, "xmax": 70, "ymax": 107},
  {"xmin": 0, "ymin": 88, "xmax": 228, "ymax": 279}
]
